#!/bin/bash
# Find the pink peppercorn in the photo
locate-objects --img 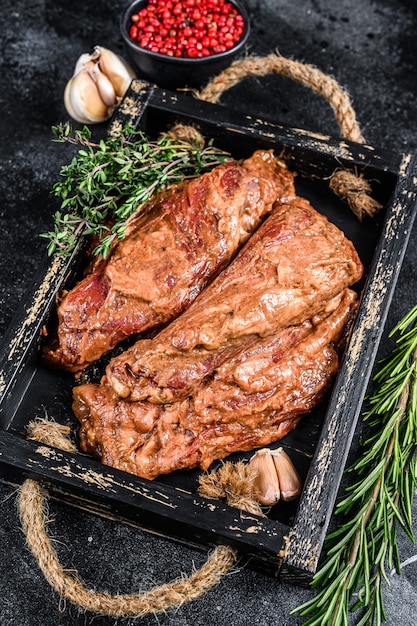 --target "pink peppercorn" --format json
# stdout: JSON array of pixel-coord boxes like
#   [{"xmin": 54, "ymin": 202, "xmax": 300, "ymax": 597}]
[{"xmin": 128, "ymin": 0, "xmax": 246, "ymax": 58}]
